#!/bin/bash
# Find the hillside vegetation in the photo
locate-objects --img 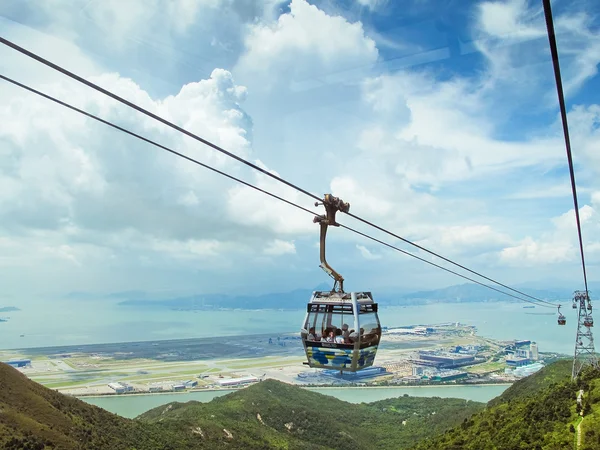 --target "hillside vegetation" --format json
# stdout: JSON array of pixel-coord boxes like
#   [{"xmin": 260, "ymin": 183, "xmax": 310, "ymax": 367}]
[
  {"xmin": 414, "ymin": 361, "xmax": 600, "ymax": 450},
  {"xmin": 0, "ymin": 362, "xmax": 481, "ymax": 449},
  {"xmin": 0, "ymin": 363, "xmax": 201, "ymax": 449},
  {"xmin": 488, "ymin": 358, "xmax": 572, "ymax": 407},
  {"xmin": 138, "ymin": 378, "xmax": 483, "ymax": 449},
  {"xmin": 5, "ymin": 358, "xmax": 599, "ymax": 449}
]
